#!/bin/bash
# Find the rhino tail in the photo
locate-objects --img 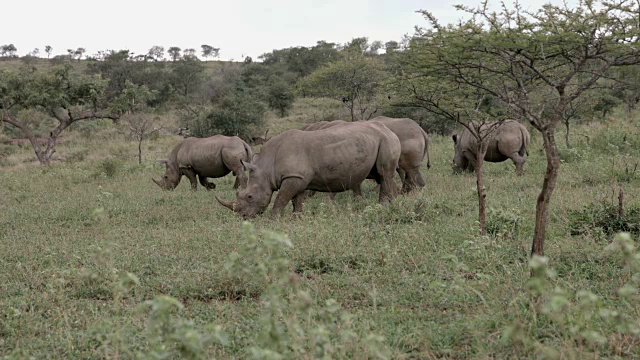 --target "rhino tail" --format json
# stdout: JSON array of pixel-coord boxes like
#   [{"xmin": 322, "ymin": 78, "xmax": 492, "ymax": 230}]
[
  {"xmin": 519, "ymin": 125, "xmax": 530, "ymax": 157},
  {"xmin": 421, "ymin": 127, "xmax": 432, "ymax": 169}
]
